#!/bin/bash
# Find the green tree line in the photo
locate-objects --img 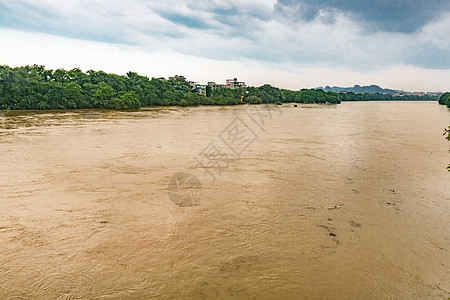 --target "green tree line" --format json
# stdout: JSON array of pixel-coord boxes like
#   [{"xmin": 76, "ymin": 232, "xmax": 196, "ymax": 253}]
[
  {"xmin": 243, "ymin": 85, "xmax": 440, "ymax": 104},
  {"xmin": 339, "ymin": 92, "xmax": 438, "ymax": 101},
  {"xmin": 0, "ymin": 65, "xmax": 347, "ymax": 110},
  {"xmin": 0, "ymin": 65, "xmax": 244, "ymax": 110},
  {"xmin": 244, "ymin": 84, "xmax": 341, "ymax": 104},
  {"xmin": 438, "ymin": 92, "xmax": 450, "ymax": 107}
]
